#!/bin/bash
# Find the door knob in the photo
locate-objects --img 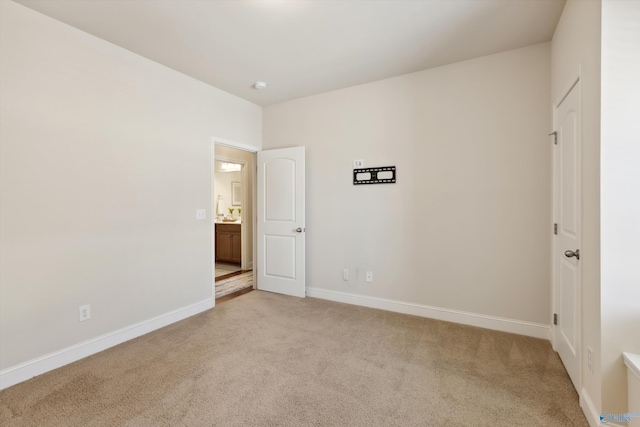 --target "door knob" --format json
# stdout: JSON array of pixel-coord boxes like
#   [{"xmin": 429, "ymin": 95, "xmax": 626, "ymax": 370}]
[
  {"xmin": 564, "ymin": 249, "xmax": 580, "ymax": 260},
  {"xmin": 295, "ymin": 227, "xmax": 303, "ymax": 233}
]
